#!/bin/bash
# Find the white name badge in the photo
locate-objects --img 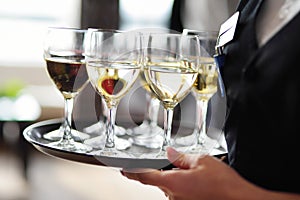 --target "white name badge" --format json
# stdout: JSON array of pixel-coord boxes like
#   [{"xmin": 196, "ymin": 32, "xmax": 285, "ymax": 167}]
[{"xmin": 216, "ymin": 11, "xmax": 240, "ymax": 49}]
